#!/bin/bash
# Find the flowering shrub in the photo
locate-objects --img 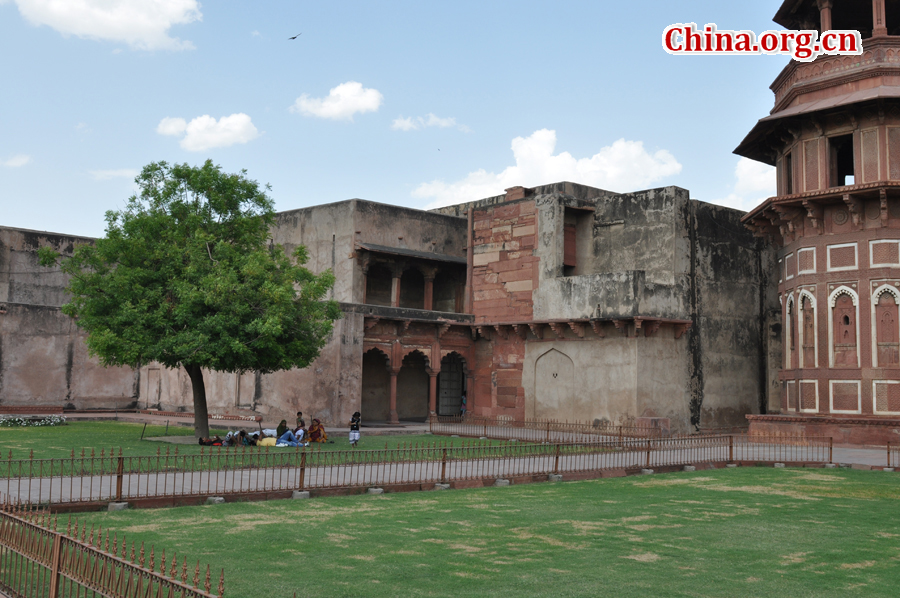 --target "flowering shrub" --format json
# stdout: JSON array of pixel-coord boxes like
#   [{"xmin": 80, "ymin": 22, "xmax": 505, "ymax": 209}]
[{"xmin": 0, "ymin": 415, "xmax": 67, "ymax": 427}]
